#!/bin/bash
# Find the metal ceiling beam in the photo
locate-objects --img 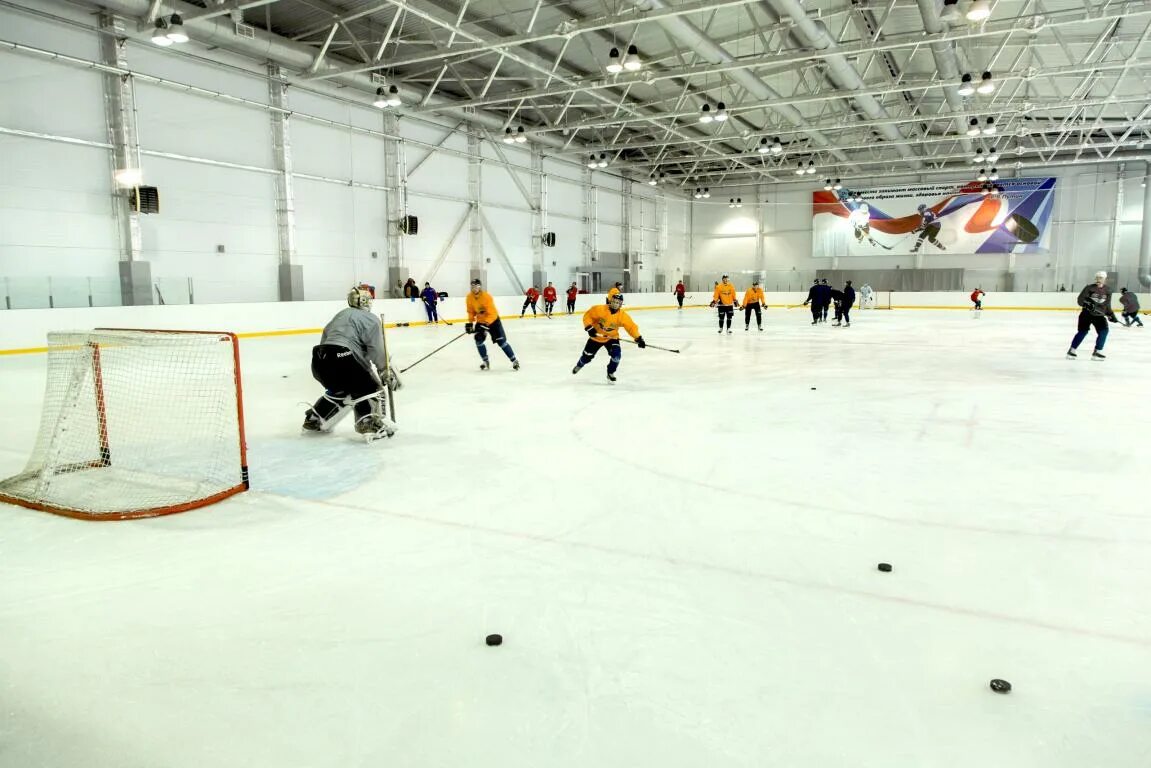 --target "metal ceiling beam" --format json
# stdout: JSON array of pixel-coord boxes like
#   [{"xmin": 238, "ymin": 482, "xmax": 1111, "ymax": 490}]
[
  {"xmin": 303, "ymin": 0, "xmax": 767, "ymax": 81},
  {"xmin": 553, "ymin": 58, "xmax": 1151, "ymax": 152},
  {"xmin": 620, "ymin": 0, "xmax": 852, "ymax": 168},
  {"xmin": 423, "ymin": 0, "xmax": 1151, "ymax": 113}
]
